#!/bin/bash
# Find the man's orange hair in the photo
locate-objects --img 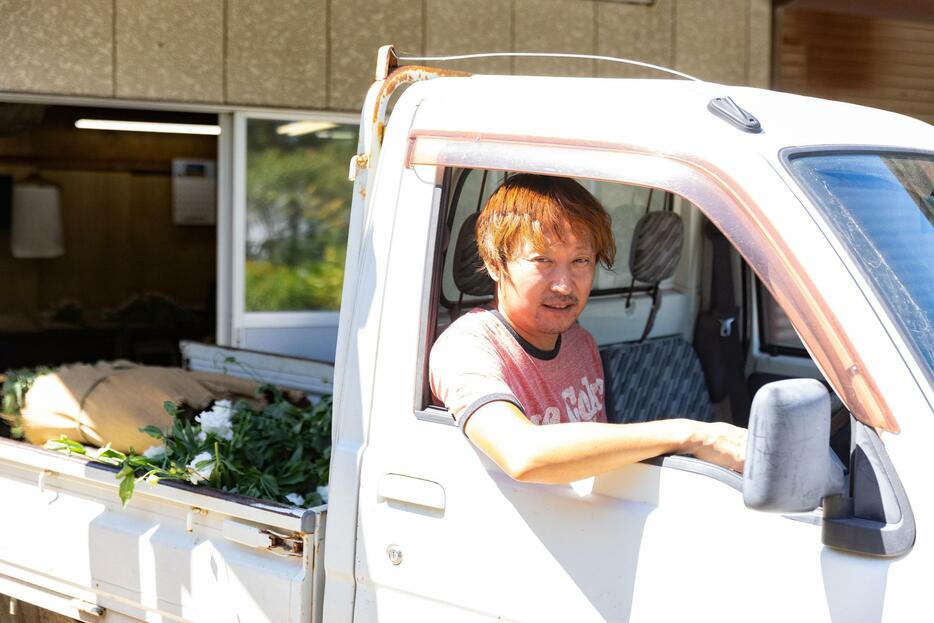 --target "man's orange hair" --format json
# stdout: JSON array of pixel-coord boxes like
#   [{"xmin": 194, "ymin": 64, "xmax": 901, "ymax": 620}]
[{"xmin": 476, "ymin": 174, "xmax": 616, "ymax": 276}]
